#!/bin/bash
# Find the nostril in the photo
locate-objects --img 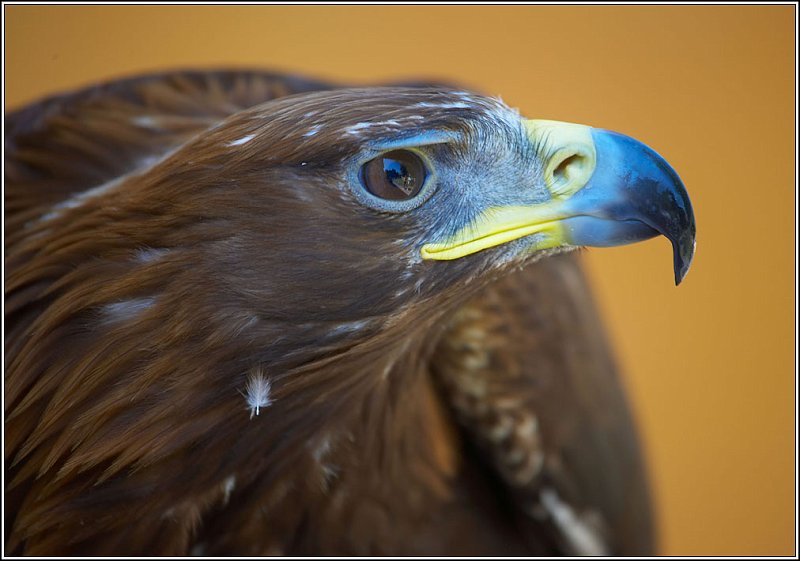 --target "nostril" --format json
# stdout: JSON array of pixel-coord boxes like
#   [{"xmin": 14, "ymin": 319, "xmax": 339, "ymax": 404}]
[
  {"xmin": 553, "ymin": 153, "xmax": 588, "ymax": 183},
  {"xmin": 548, "ymin": 148, "xmax": 595, "ymax": 197}
]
